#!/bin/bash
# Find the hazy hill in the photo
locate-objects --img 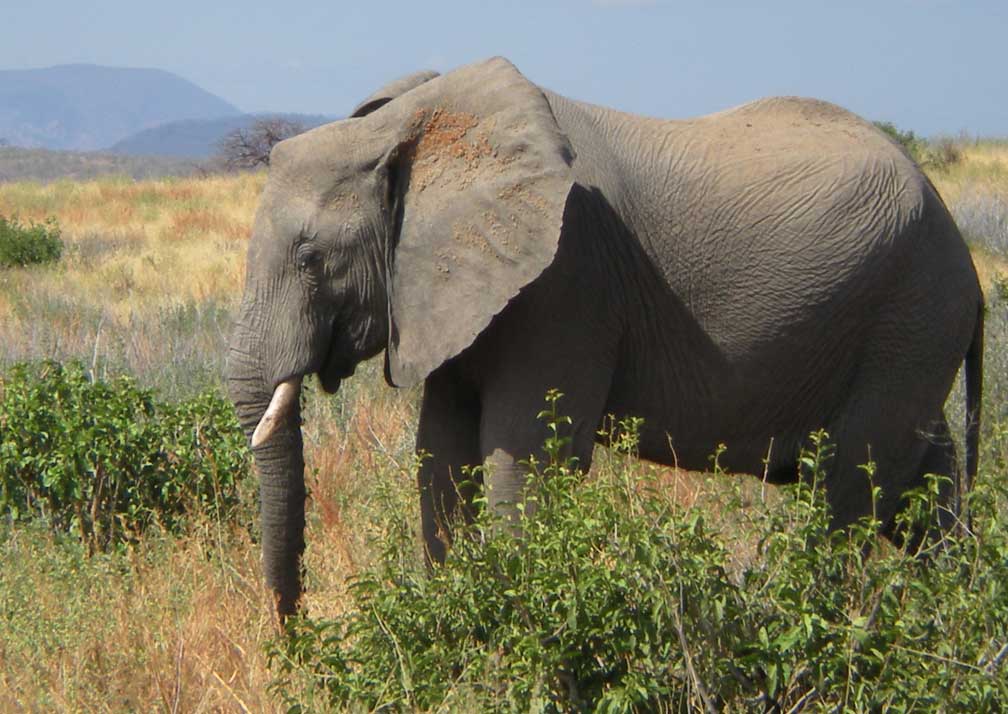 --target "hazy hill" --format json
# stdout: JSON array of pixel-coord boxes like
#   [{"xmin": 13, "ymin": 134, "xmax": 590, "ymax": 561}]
[
  {"xmin": 0, "ymin": 65, "xmax": 240, "ymax": 151},
  {"xmin": 109, "ymin": 113, "xmax": 334, "ymax": 158}
]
